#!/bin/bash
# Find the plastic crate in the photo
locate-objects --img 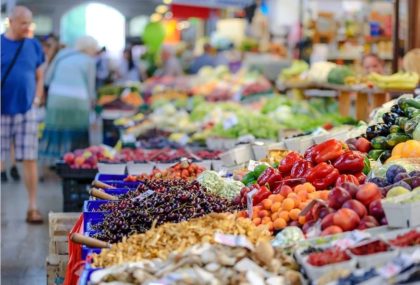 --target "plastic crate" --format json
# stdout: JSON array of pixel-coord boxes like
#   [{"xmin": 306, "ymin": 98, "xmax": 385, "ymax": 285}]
[
  {"xmin": 62, "ymin": 178, "xmax": 91, "ymax": 212},
  {"xmin": 79, "ymin": 265, "xmax": 100, "ymax": 285},
  {"xmin": 99, "ymin": 181, "xmax": 140, "ymax": 189},
  {"xmin": 56, "ymin": 161, "xmax": 98, "ymax": 180},
  {"xmin": 83, "ymin": 200, "xmax": 113, "ymax": 232},
  {"xmin": 95, "ymin": 174, "xmax": 127, "ymax": 182}
]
